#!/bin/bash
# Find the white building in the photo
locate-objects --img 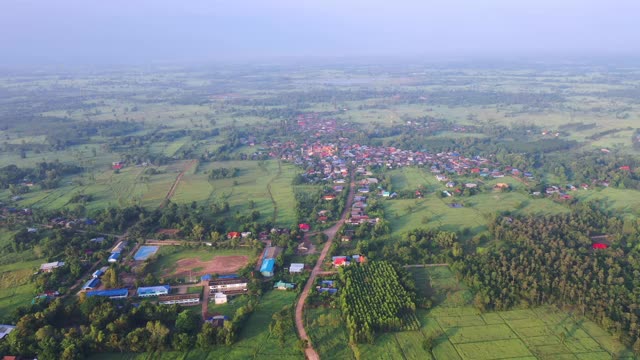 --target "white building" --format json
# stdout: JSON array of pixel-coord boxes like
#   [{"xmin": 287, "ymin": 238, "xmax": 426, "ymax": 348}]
[
  {"xmin": 209, "ymin": 278, "xmax": 248, "ymax": 294},
  {"xmin": 289, "ymin": 263, "xmax": 305, "ymax": 273},
  {"xmin": 40, "ymin": 261, "xmax": 65, "ymax": 272},
  {"xmin": 214, "ymin": 292, "xmax": 228, "ymax": 304},
  {"xmin": 158, "ymin": 294, "xmax": 200, "ymax": 305},
  {"xmin": 0, "ymin": 325, "xmax": 16, "ymax": 339}
]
